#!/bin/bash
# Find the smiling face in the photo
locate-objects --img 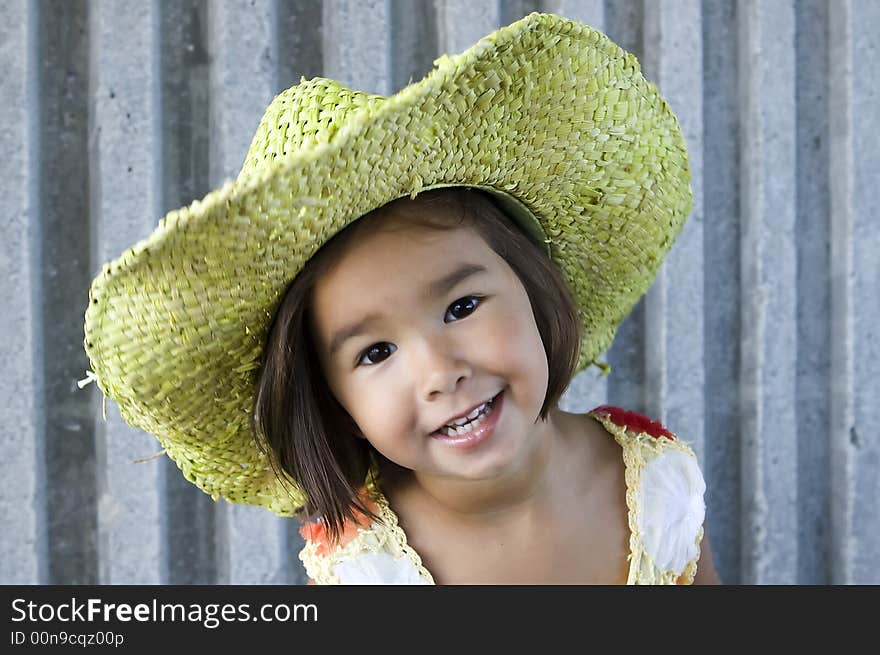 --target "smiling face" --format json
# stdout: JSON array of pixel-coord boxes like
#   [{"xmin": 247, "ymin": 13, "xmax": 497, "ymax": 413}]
[{"xmin": 309, "ymin": 206, "xmax": 550, "ymax": 483}]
